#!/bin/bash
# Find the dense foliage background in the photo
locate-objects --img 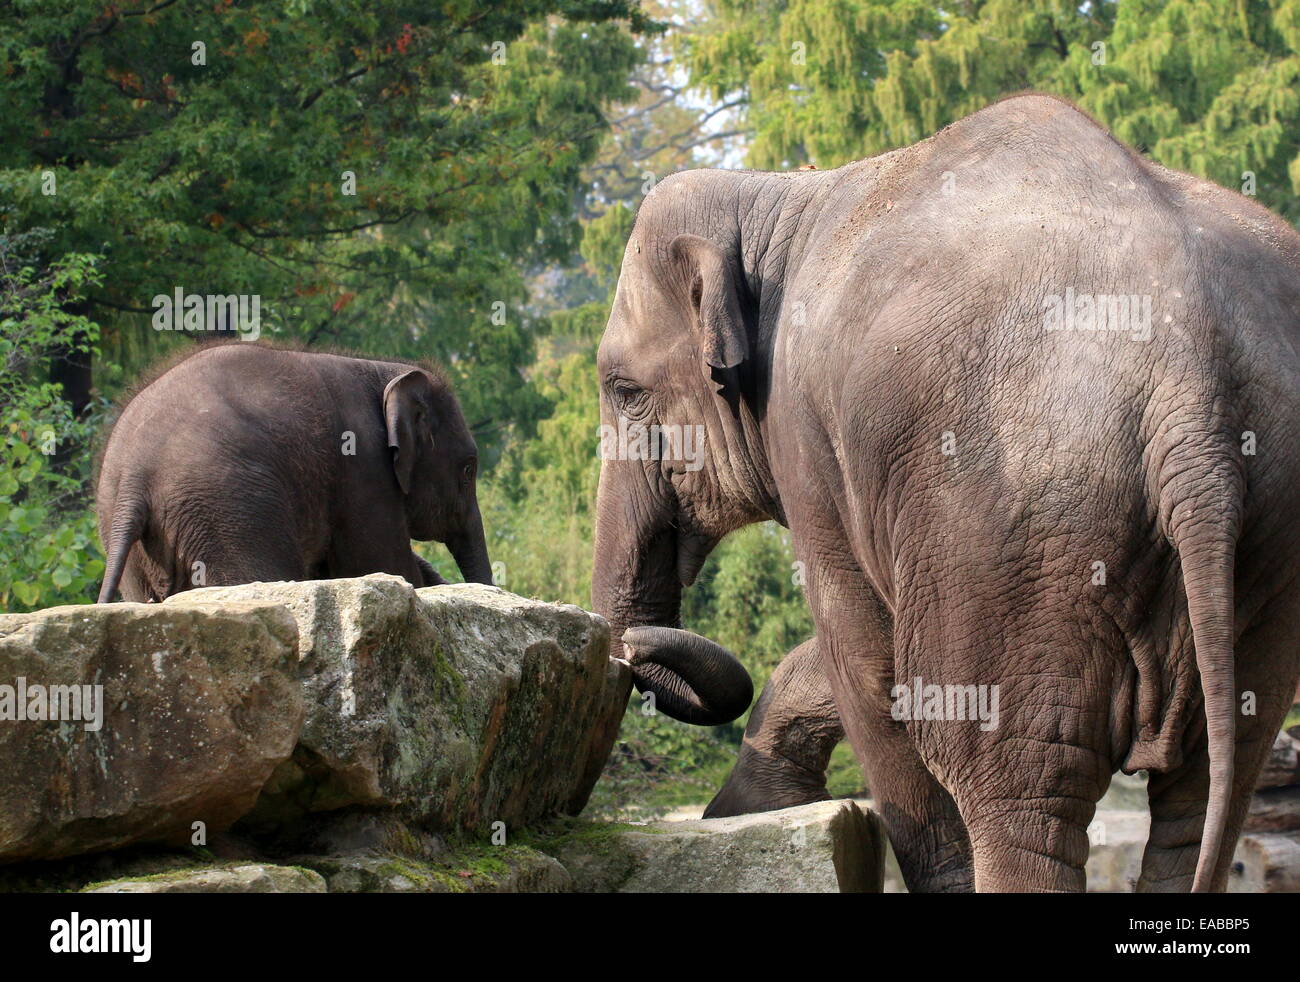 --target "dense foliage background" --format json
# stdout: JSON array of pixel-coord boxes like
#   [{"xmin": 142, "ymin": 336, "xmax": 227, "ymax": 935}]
[{"xmin": 4, "ymin": 0, "xmax": 1300, "ymax": 813}]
